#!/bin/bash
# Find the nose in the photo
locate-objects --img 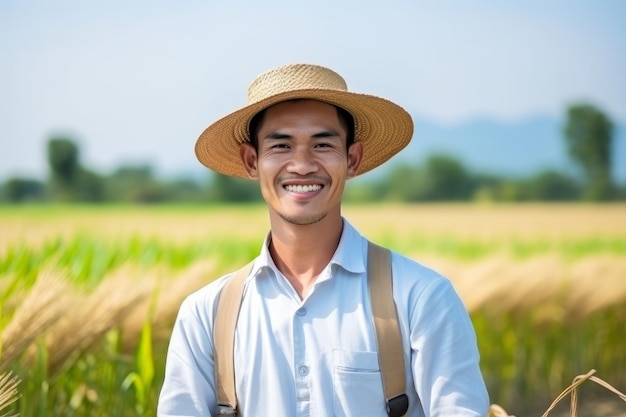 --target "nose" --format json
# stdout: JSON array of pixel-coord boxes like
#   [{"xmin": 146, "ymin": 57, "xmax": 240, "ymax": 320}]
[{"xmin": 287, "ymin": 146, "xmax": 319, "ymax": 175}]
